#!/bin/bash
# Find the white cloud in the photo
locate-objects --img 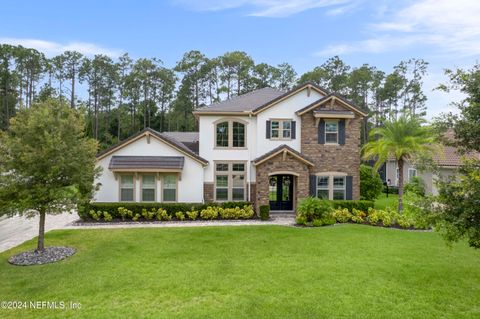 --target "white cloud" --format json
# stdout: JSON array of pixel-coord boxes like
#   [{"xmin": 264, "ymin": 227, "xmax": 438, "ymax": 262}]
[
  {"xmin": 0, "ymin": 38, "xmax": 123, "ymax": 57},
  {"xmin": 316, "ymin": 0, "xmax": 480, "ymax": 57},
  {"xmin": 173, "ymin": 0, "xmax": 355, "ymax": 17}
]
